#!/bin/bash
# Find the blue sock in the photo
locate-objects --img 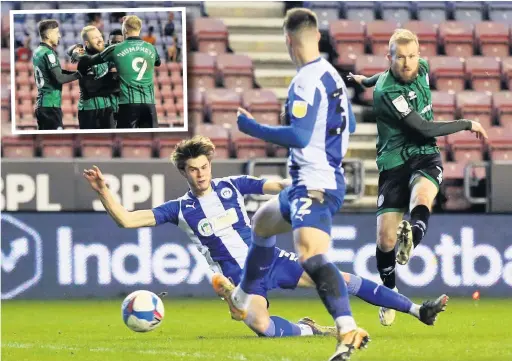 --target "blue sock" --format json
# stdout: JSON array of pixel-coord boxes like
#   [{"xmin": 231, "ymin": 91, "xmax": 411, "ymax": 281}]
[
  {"xmin": 346, "ymin": 273, "xmax": 412, "ymax": 313},
  {"xmin": 302, "ymin": 254, "xmax": 352, "ymax": 319},
  {"xmin": 259, "ymin": 316, "xmax": 302, "ymax": 337},
  {"xmin": 239, "ymin": 232, "xmax": 276, "ymax": 294}
]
